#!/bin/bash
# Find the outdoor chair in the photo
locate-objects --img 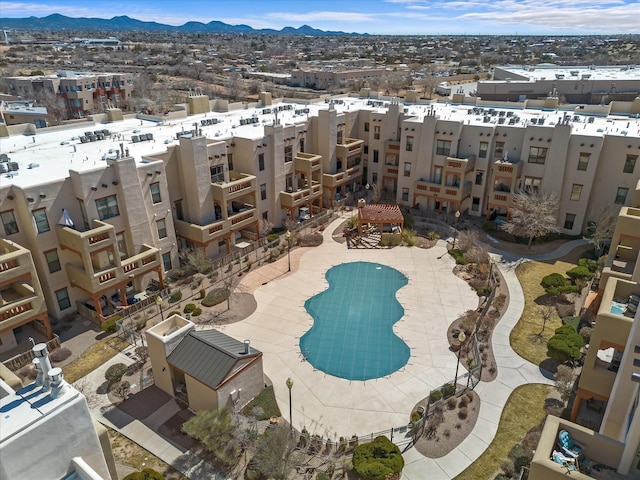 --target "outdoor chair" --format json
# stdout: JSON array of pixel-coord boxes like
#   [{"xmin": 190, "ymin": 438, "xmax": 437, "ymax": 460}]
[
  {"xmin": 552, "ymin": 450, "xmax": 578, "ymax": 472},
  {"xmin": 558, "ymin": 429, "xmax": 584, "ymax": 459}
]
